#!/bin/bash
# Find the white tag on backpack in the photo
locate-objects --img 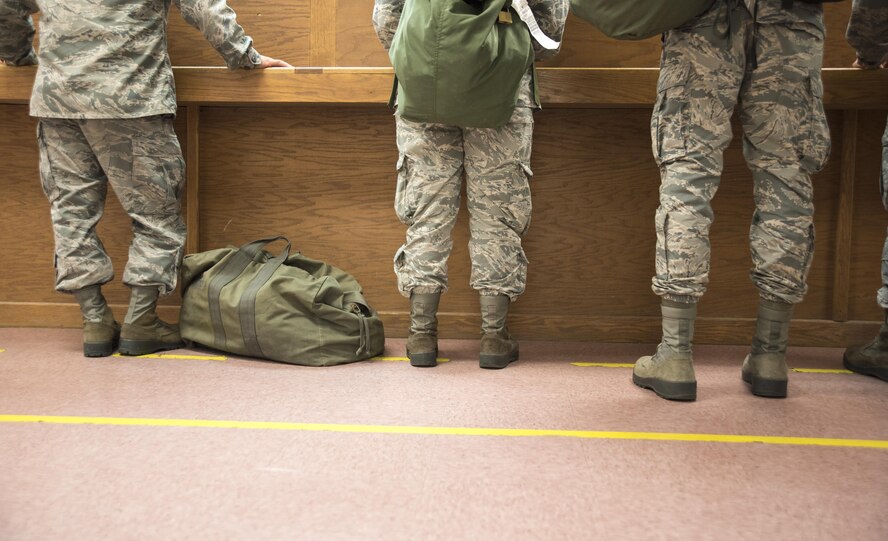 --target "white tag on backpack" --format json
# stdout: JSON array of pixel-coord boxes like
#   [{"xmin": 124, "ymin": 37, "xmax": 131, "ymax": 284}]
[{"xmin": 510, "ymin": 0, "xmax": 561, "ymax": 50}]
